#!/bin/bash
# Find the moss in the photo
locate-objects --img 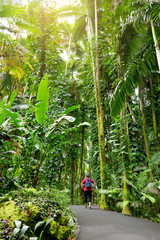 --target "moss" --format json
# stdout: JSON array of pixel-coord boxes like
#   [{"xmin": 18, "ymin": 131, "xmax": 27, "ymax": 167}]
[
  {"xmin": 100, "ymin": 196, "xmax": 108, "ymax": 210},
  {"xmin": 57, "ymin": 226, "xmax": 70, "ymax": 240},
  {"xmin": 122, "ymin": 205, "xmax": 132, "ymax": 215},
  {"xmin": 25, "ymin": 202, "xmax": 41, "ymax": 221},
  {"xmin": 0, "ymin": 201, "xmax": 28, "ymax": 228},
  {"xmin": 0, "ymin": 200, "xmax": 41, "ymax": 230},
  {"xmin": 49, "ymin": 219, "xmax": 59, "ymax": 236}
]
